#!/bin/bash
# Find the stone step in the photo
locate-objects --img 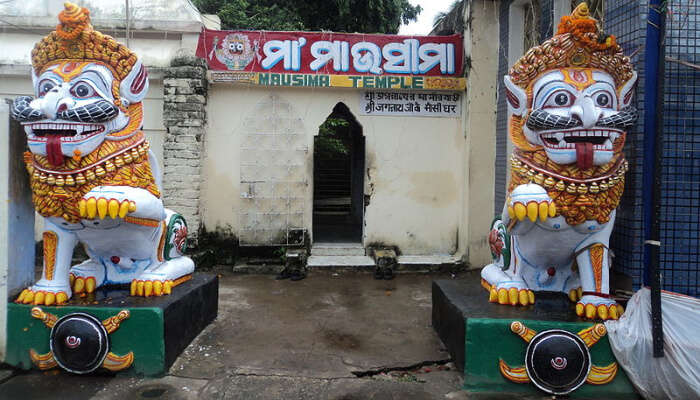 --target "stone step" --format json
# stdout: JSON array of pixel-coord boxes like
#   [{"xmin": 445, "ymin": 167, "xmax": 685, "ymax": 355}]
[
  {"xmin": 307, "ymin": 255, "xmax": 375, "ymax": 269},
  {"xmin": 311, "ymin": 243, "xmax": 366, "ymax": 256},
  {"xmin": 396, "ymin": 255, "xmax": 462, "ymax": 272},
  {"xmin": 398, "ymin": 255, "xmax": 460, "ymax": 265}
]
